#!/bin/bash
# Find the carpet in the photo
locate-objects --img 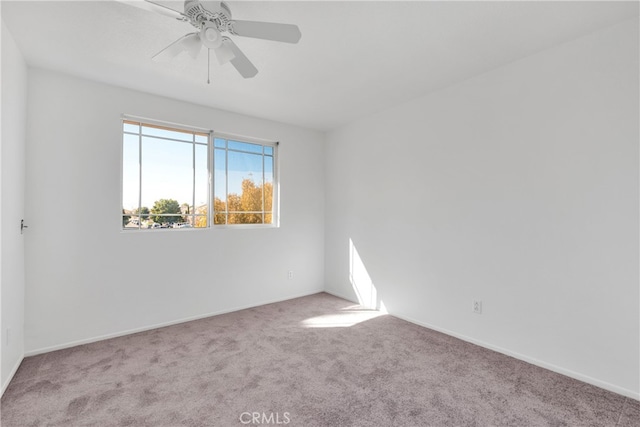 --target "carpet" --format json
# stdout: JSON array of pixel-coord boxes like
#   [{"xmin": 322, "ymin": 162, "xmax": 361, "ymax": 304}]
[{"xmin": 1, "ymin": 293, "xmax": 638, "ymax": 426}]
